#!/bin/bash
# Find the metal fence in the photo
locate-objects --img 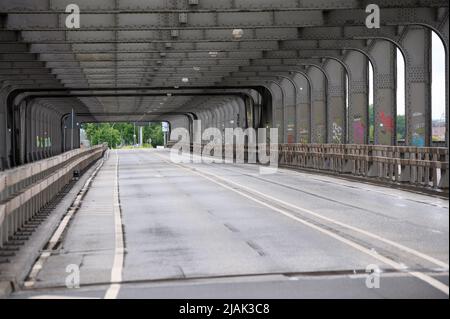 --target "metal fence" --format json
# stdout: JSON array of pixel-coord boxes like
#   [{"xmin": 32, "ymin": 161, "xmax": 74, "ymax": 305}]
[
  {"xmin": 277, "ymin": 144, "xmax": 448, "ymax": 190},
  {"xmin": 169, "ymin": 142, "xmax": 448, "ymax": 191},
  {"xmin": 0, "ymin": 144, "xmax": 107, "ymax": 247}
]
